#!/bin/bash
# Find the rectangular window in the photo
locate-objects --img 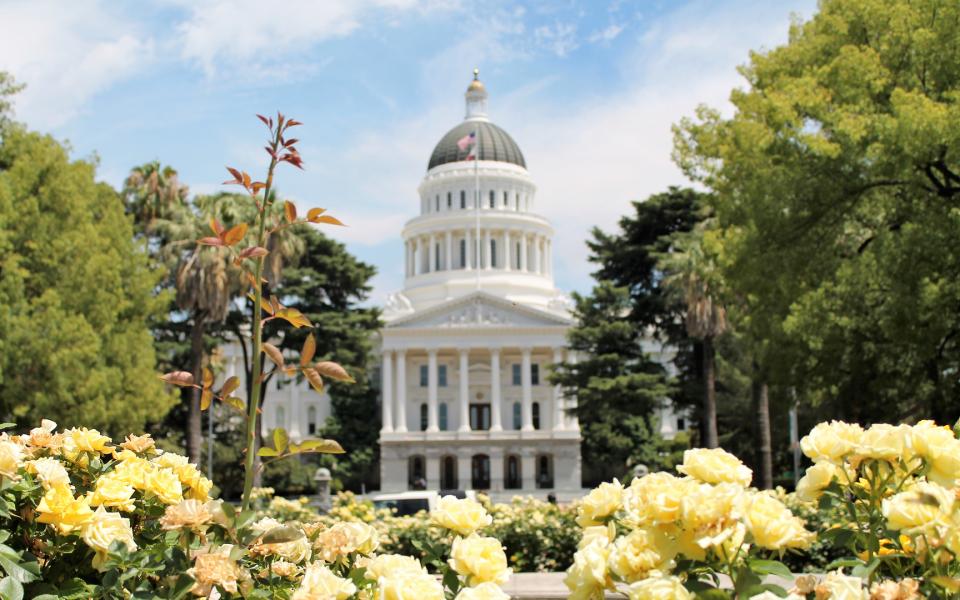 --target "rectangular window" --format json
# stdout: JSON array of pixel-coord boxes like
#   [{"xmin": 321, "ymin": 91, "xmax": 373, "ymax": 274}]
[
  {"xmin": 460, "ymin": 240, "xmax": 466, "ymax": 268},
  {"xmin": 512, "ymin": 364, "xmax": 521, "ymax": 386},
  {"xmin": 447, "ymin": 192, "xmax": 452, "ymax": 208},
  {"xmin": 435, "ymin": 195, "xmax": 440, "ymax": 211},
  {"xmin": 503, "ymin": 191, "xmax": 509, "ymax": 206},
  {"xmin": 460, "ymin": 191, "xmax": 466, "ymax": 209},
  {"xmin": 489, "ymin": 190, "xmax": 495, "ymax": 208},
  {"xmin": 469, "ymin": 404, "xmax": 491, "ymax": 431},
  {"xmin": 419, "ymin": 365, "xmax": 428, "ymax": 387},
  {"xmin": 438, "ymin": 365, "xmax": 447, "ymax": 387},
  {"xmin": 490, "ymin": 240, "xmax": 497, "ymax": 268},
  {"xmin": 435, "ymin": 243, "xmax": 441, "ymax": 271},
  {"xmin": 516, "ymin": 243, "xmax": 522, "ymax": 269},
  {"xmin": 532, "ymin": 364, "xmax": 540, "ymax": 386}
]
